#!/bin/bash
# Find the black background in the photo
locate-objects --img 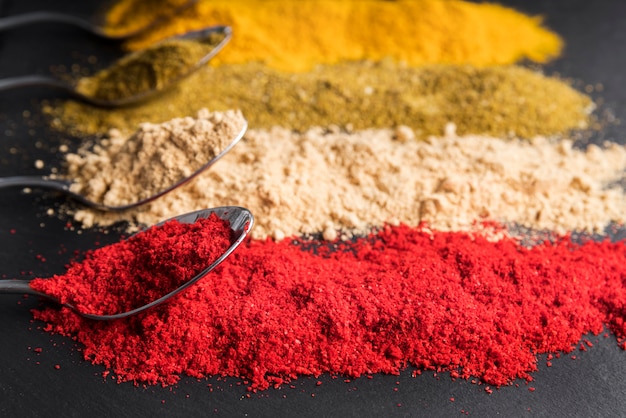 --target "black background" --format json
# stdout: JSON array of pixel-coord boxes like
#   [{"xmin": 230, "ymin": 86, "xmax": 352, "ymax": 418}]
[{"xmin": 1, "ymin": 1, "xmax": 626, "ymax": 417}]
